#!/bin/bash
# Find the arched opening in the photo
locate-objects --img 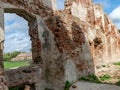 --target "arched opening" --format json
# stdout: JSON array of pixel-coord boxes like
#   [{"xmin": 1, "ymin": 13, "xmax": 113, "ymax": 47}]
[
  {"xmin": 1, "ymin": 8, "xmax": 43, "ymax": 89},
  {"xmin": 4, "ymin": 13, "xmax": 32, "ymax": 69},
  {"xmin": 0, "ymin": 1, "xmax": 56, "ymax": 89},
  {"xmin": 3, "ymin": 8, "xmax": 42, "ymax": 70}
]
